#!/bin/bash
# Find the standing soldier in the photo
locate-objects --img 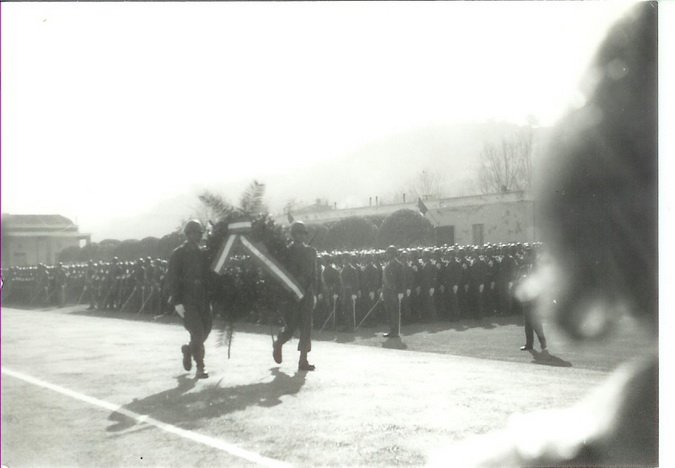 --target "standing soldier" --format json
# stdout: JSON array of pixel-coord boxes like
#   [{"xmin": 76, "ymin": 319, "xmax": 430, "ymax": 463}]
[
  {"xmin": 381, "ymin": 246, "xmax": 404, "ymax": 338},
  {"xmin": 401, "ymin": 251, "xmax": 416, "ymax": 323},
  {"xmin": 339, "ymin": 253, "xmax": 360, "ymax": 331},
  {"xmin": 419, "ymin": 250, "xmax": 437, "ymax": 321},
  {"xmin": 167, "ymin": 220, "xmax": 212, "ymax": 379},
  {"xmin": 34, "ymin": 264, "xmax": 50, "ymax": 306},
  {"xmin": 53, "ymin": 263, "xmax": 68, "ymax": 307},
  {"xmin": 321, "ymin": 254, "xmax": 342, "ymax": 329},
  {"xmin": 84, "ymin": 260, "xmax": 96, "ymax": 310},
  {"xmin": 360, "ymin": 253, "xmax": 382, "ymax": 326},
  {"xmin": 273, "ymin": 221, "xmax": 318, "ymax": 371}
]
